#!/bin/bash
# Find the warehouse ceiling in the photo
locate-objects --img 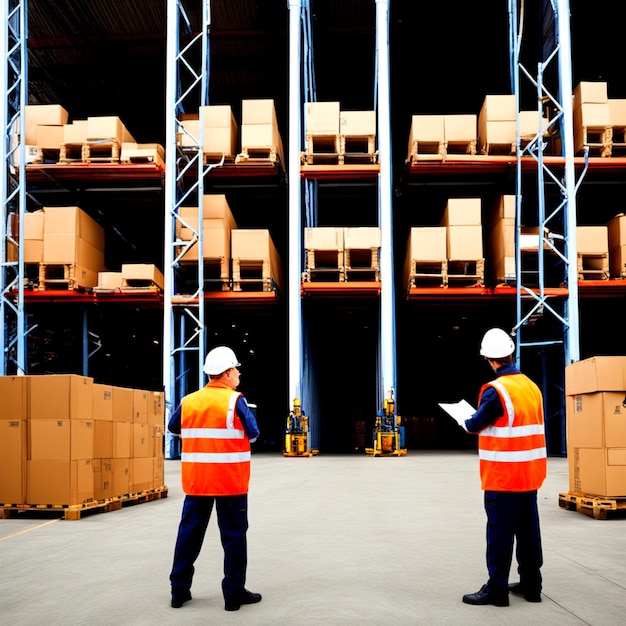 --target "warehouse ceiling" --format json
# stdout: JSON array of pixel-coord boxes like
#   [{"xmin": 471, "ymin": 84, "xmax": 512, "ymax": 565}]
[{"xmin": 25, "ymin": 1, "xmax": 626, "ymax": 172}]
